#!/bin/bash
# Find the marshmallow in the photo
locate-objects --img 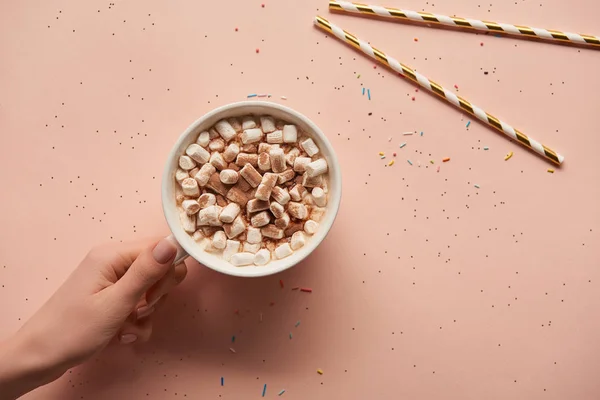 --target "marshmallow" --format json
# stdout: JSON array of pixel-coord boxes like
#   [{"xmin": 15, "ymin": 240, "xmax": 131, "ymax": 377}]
[
  {"xmin": 305, "ymin": 159, "xmax": 328, "ymax": 178},
  {"xmin": 182, "ymin": 178, "xmax": 200, "ymax": 197},
  {"xmin": 189, "ymin": 167, "xmax": 200, "ymax": 179},
  {"xmin": 312, "ymin": 187, "xmax": 327, "ymax": 207},
  {"xmin": 253, "ymin": 249, "xmax": 271, "ymax": 266},
  {"xmin": 228, "ymin": 117, "xmax": 242, "ymax": 132},
  {"xmin": 236, "ymin": 153, "xmax": 258, "ymax": 168},
  {"xmin": 208, "ymin": 128, "xmax": 220, "ymax": 139},
  {"xmin": 285, "ymin": 148, "xmax": 300, "ymax": 166},
  {"xmin": 209, "ymin": 138, "xmax": 225, "ymax": 152},
  {"xmin": 278, "ymin": 169, "xmax": 296, "ymax": 185},
  {"xmin": 246, "ymin": 198, "xmax": 270, "ymax": 213},
  {"xmin": 215, "ymin": 119, "xmax": 237, "ymax": 141},
  {"xmin": 255, "ymin": 172, "xmax": 278, "ymax": 201},
  {"xmin": 246, "ymin": 227, "xmax": 262, "ymax": 244},
  {"xmin": 192, "ymin": 230, "xmax": 205, "ymax": 242},
  {"xmin": 198, "ymin": 205, "xmax": 223, "ymax": 226},
  {"xmin": 269, "ymin": 201, "xmax": 285, "ymax": 218},
  {"xmin": 266, "ymin": 130, "xmax": 283, "ymax": 144},
  {"xmin": 243, "ymin": 242, "xmax": 261, "ymax": 254},
  {"xmin": 293, "ymin": 157, "xmax": 311, "ymax": 173},
  {"xmin": 257, "ymin": 152, "xmax": 271, "ymax": 171},
  {"xmin": 302, "ymin": 173, "xmax": 323, "ymax": 188},
  {"xmin": 182, "ymin": 199, "xmax": 201, "ymax": 215},
  {"xmin": 289, "ymin": 184, "xmax": 307, "ymax": 201},
  {"xmin": 197, "ymin": 131, "xmax": 210, "ymax": 147},
  {"xmin": 220, "ymin": 169, "xmax": 239, "ymax": 185},
  {"xmin": 241, "ymin": 144, "xmax": 258, "ymax": 153},
  {"xmin": 224, "ymin": 215, "xmax": 246, "ymax": 239},
  {"xmin": 301, "ymin": 138, "xmax": 320, "ymax": 157},
  {"xmin": 210, "ymin": 152, "xmax": 228, "ymax": 171},
  {"xmin": 271, "ymin": 186, "xmax": 290, "ymax": 205},
  {"xmin": 303, "ymin": 194, "xmax": 315, "ymax": 206},
  {"xmin": 206, "ymin": 172, "xmax": 229, "ymax": 196},
  {"xmin": 310, "ymin": 207, "xmax": 326, "ymax": 222},
  {"xmin": 242, "ymin": 116, "xmax": 257, "ymax": 130},
  {"xmin": 212, "ymin": 231, "xmax": 227, "ymax": 249},
  {"xmin": 198, "ymin": 193, "xmax": 216, "ymax": 208},
  {"xmin": 275, "ymin": 212, "xmax": 291, "ymax": 229},
  {"xmin": 219, "ymin": 202, "xmax": 241, "ymax": 223},
  {"xmin": 288, "ymin": 202, "xmax": 308, "ymax": 220},
  {"xmin": 186, "ymin": 144, "xmax": 211, "ymax": 164},
  {"xmin": 269, "ymin": 147, "xmax": 286, "ymax": 173},
  {"xmin": 258, "ymin": 142, "xmax": 276, "ymax": 153},
  {"xmin": 194, "ymin": 163, "xmax": 216, "ymax": 186},
  {"xmin": 304, "ymin": 220, "xmax": 319, "ymax": 235},
  {"xmin": 251, "ymin": 211, "xmax": 271, "ymax": 227},
  {"xmin": 179, "ymin": 155, "xmax": 196, "ymax": 170},
  {"xmin": 261, "ymin": 224, "xmax": 284, "ymax": 239},
  {"xmin": 239, "ymin": 164, "xmax": 262, "ymax": 188},
  {"xmin": 291, "ymin": 231, "xmax": 306, "ymax": 250},
  {"xmin": 226, "ymin": 186, "xmax": 250, "ymax": 206},
  {"xmin": 175, "ymin": 168, "xmax": 189, "ymax": 185},
  {"xmin": 283, "ymin": 125, "xmax": 298, "ymax": 143},
  {"xmin": 223, "ymin": 143, "xmax": 240, "ymax": 163},
  {"xmin": 241, "ymin": 128, "xmax": 263, "ymax": 144},
  {"xmin": 274, "ymin": 243, "xmax": 293, "ymax": 259},
  {"xmin": 260, "ymin": 116, "xmax": 276, "ymax": 133},
  {"xmin": 223, "ymin": 240, "xmax": 240, "ymax": 261},
  {"xmin": 176, "ymin": 194, "xmax": 185, "ymax": 204},
  {"xmin": 180, "ymin": 212, "xmax": 196, "ymax": 233}
]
